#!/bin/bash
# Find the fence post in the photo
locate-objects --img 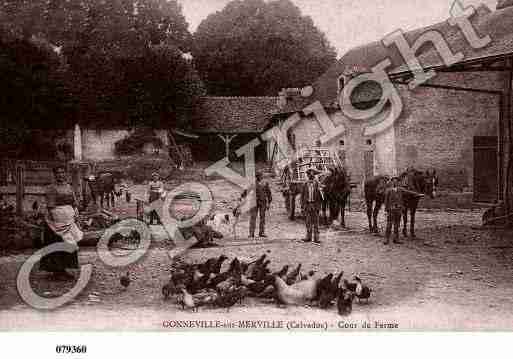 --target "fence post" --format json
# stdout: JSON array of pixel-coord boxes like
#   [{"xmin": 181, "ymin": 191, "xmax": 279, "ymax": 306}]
[
  {"xmin": 70, "ymin": 161, "xmax": 82, "ymax": 205},
  {"xmin": 15, "ymin": 163, "xmax": 25, "ymax": 216}
]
